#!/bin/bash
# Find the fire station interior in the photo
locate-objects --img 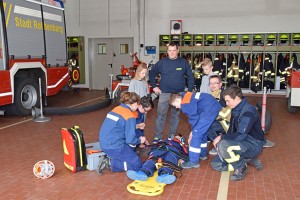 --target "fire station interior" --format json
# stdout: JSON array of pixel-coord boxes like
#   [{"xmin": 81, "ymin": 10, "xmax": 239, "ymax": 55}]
[{"xmin": 1, "ymin": 0, "xmax": 300, "ymax": 200}]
